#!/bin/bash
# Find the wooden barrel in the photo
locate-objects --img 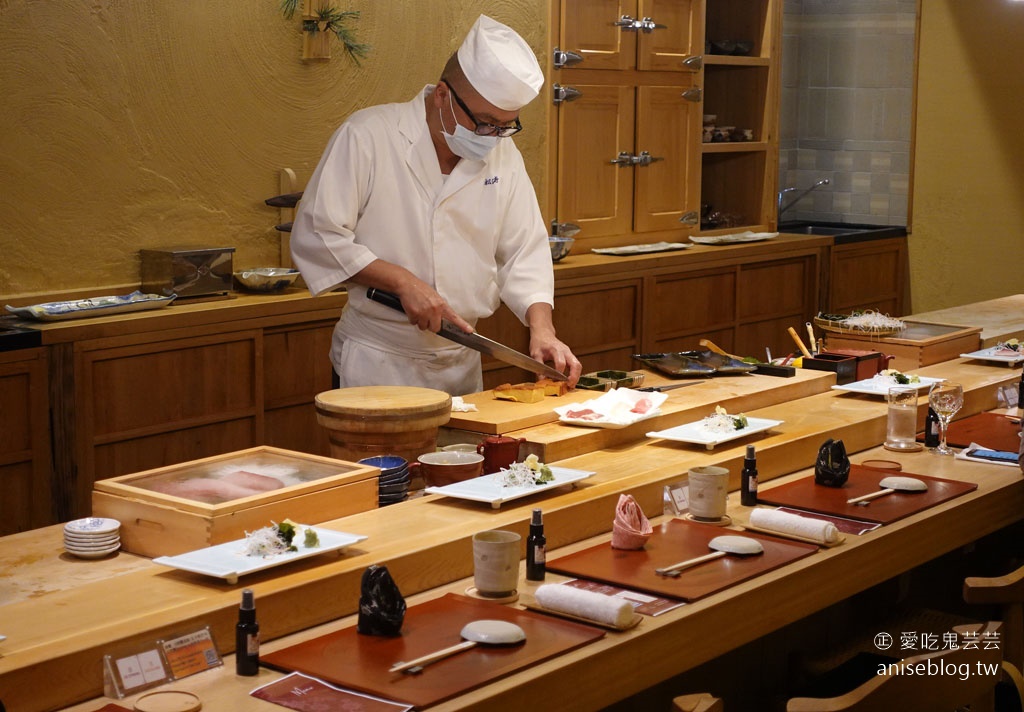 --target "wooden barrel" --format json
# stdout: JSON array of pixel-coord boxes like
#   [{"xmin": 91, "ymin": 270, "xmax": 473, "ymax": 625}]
[{"xmin": 315, "ymin": 386, "xmax": 452, "ymax": 465}]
